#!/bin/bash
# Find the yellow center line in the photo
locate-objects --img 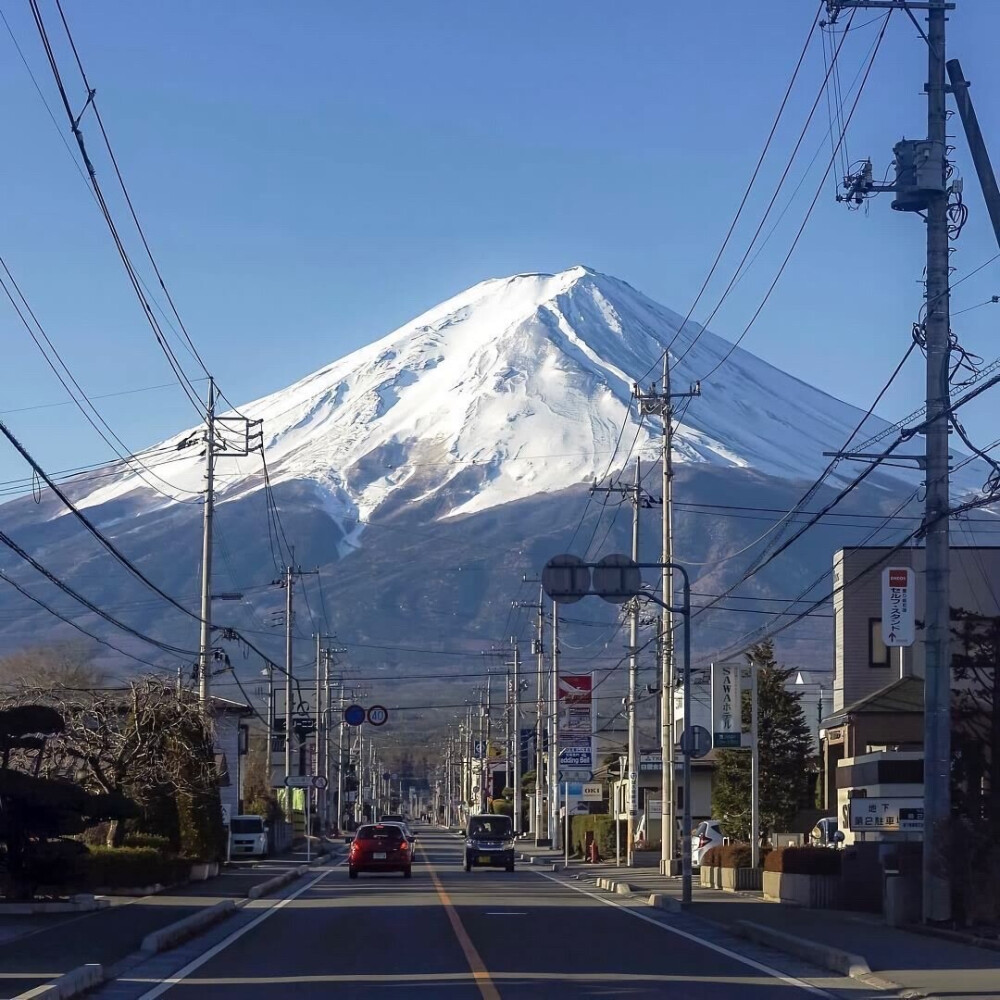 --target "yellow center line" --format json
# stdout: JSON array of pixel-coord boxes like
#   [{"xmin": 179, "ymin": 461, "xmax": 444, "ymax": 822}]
[{"xmin": 421, "ymin": 844, "xmax": 501, "ymax": 1000}]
